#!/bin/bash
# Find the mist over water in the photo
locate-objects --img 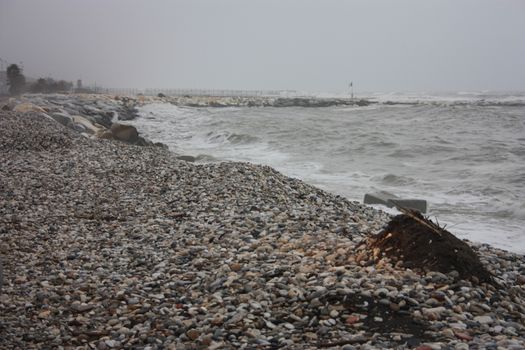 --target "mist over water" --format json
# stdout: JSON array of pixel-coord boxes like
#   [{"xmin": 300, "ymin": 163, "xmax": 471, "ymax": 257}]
[{"xmin": 132, "ymin": 93, "xmax": 525, "ymax": 253}]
